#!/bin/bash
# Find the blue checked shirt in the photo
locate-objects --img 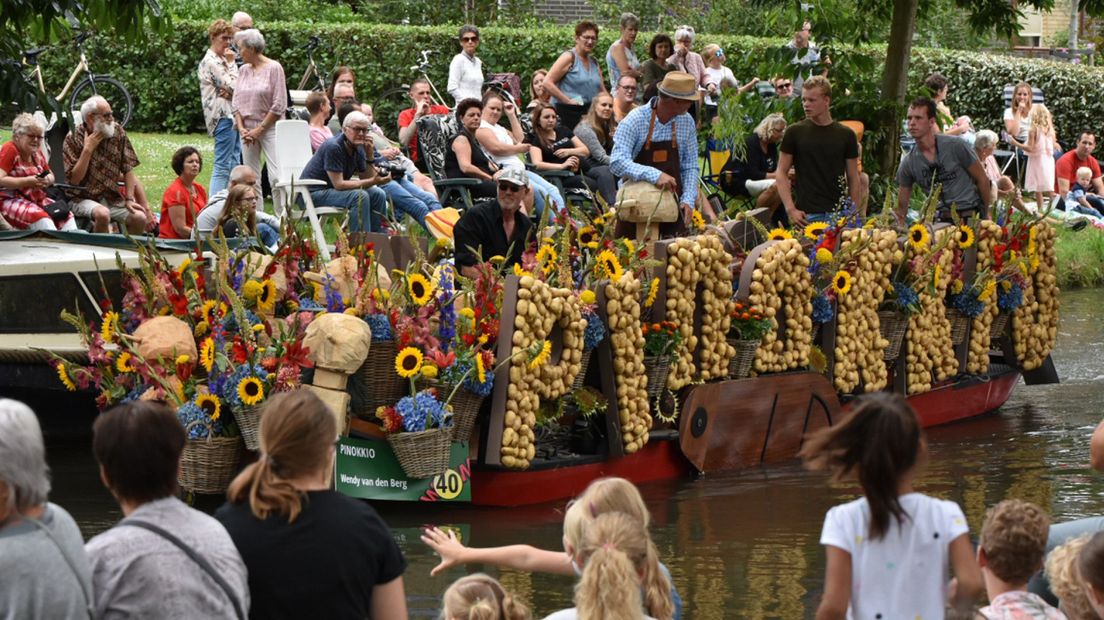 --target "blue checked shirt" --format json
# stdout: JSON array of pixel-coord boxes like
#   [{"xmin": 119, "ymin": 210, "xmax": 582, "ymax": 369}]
[{"xmin": 610, "ymin": 99, "xmax": 699, "ymax": 208}]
